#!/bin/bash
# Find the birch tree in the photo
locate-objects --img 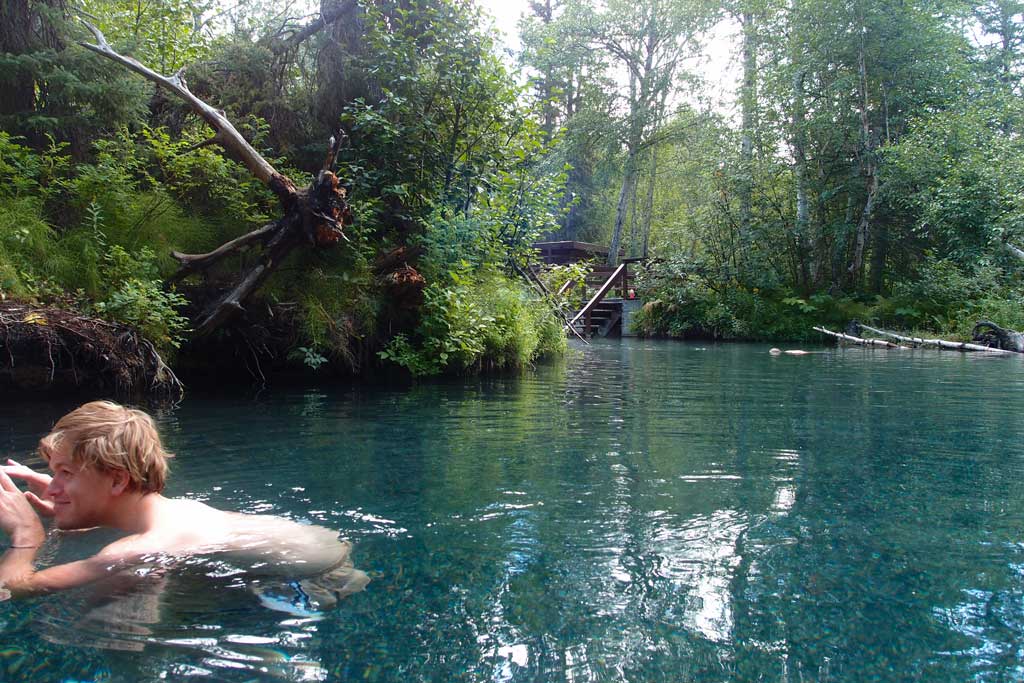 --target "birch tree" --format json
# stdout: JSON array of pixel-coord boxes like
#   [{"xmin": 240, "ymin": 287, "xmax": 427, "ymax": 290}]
[{"xmin": 584, "ymin": 0, "xmax": 713, "ymax": 265}]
